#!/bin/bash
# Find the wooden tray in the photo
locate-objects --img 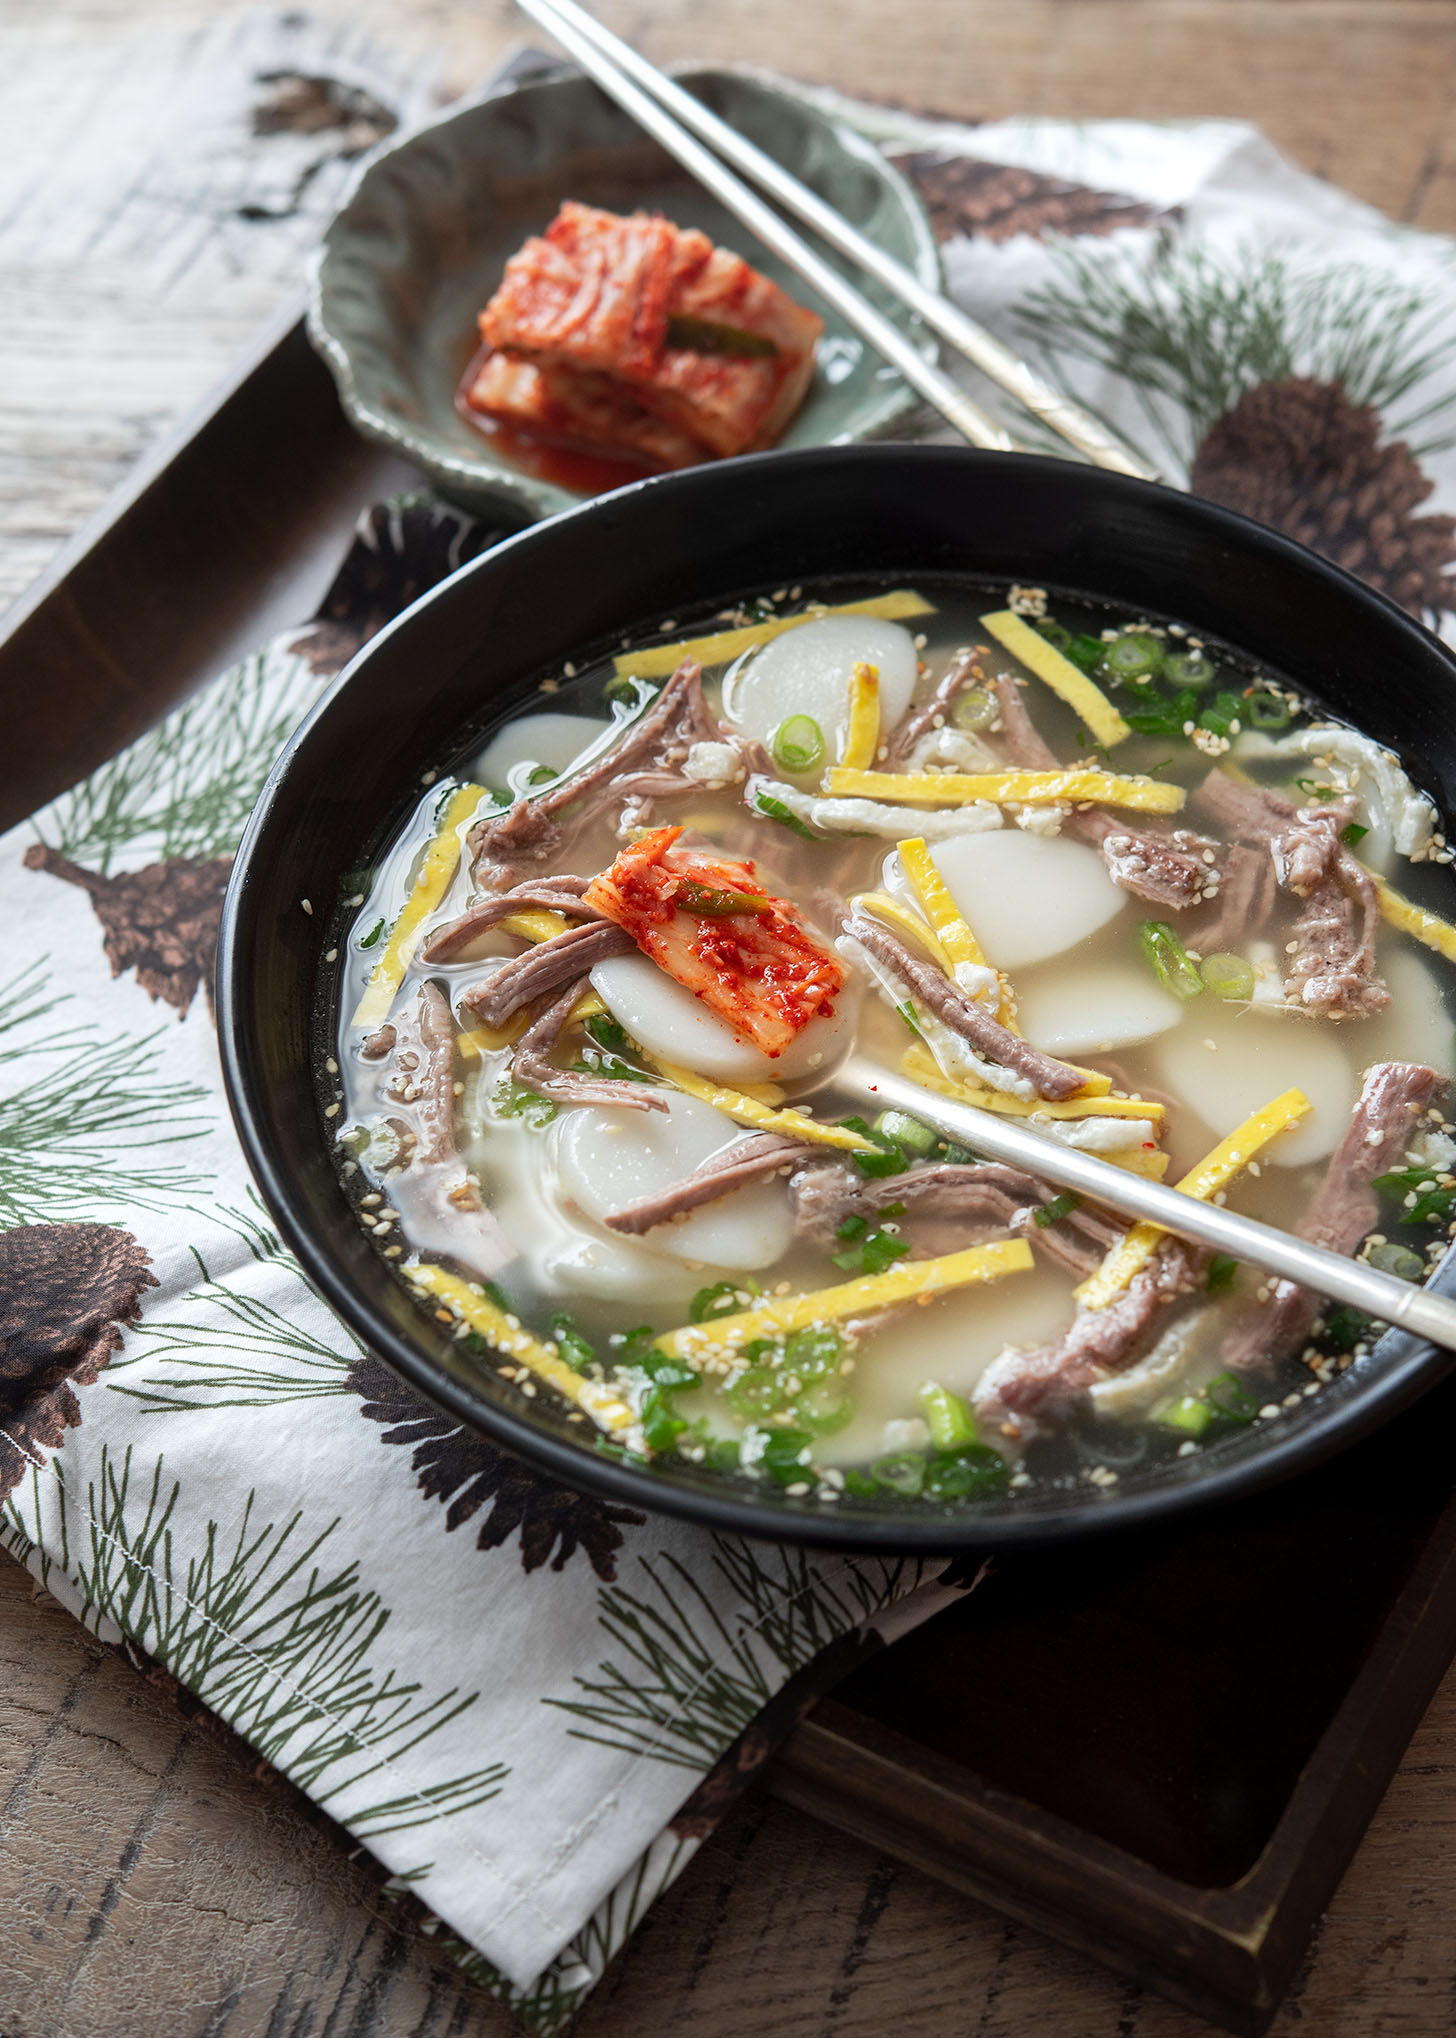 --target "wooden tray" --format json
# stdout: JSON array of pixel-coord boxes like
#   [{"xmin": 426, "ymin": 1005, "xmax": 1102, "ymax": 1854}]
[{"xmin": 6, "ymin": 306, "xmax": 1456, "ymax": 2038}]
